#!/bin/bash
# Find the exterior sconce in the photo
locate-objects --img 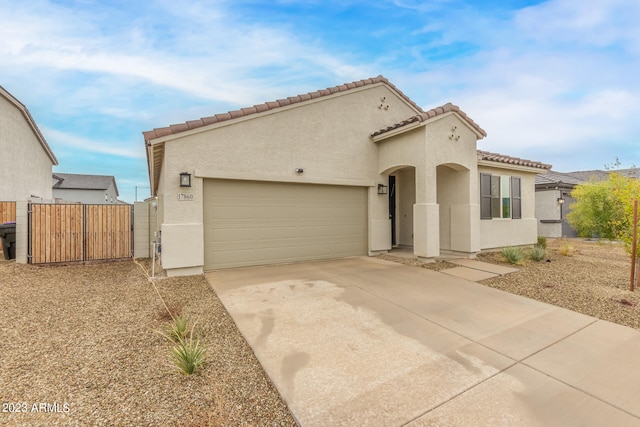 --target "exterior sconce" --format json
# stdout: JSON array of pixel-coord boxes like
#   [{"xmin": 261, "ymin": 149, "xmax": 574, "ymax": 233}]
[
  {"xmin": 378, "ymin": 184, "xmax": 388, "ymax": 195},
  {"xmin": 179, "ymin": 172, "xmax": 192, "ymax": 187},
  {"xmin": 295, "ymin": 168, "xmax": 304, "ymax": 174},
  {"xmin": 557, "ymin": 197, "xmax": 565, "ymax": 205}
]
